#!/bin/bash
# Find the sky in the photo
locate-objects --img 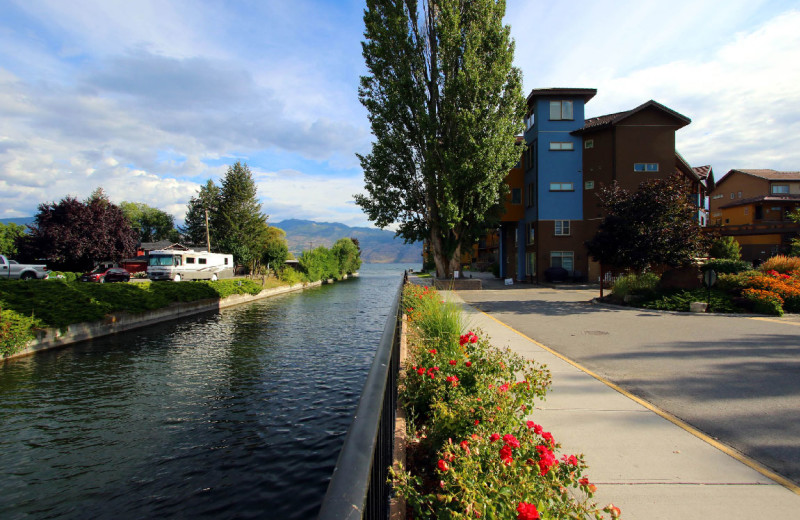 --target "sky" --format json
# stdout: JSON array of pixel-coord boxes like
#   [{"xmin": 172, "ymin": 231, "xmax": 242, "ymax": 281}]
[{"xmin": 1, "ymin": 0, "xmax": 799, "ymax": 226}]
